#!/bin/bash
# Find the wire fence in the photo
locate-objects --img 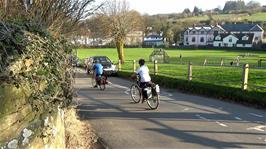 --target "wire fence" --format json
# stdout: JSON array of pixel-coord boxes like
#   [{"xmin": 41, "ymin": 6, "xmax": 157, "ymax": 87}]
[{"xmin": 119, "ymin": 60, "xmax": 266, "ymax": 92}]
